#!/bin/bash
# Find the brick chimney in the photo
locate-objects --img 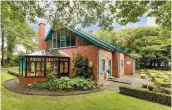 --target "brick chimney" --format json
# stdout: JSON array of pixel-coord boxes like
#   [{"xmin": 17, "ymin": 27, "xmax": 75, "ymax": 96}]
[{"xmin": 38, "ymin": 23, "xmax": 47, "ymax": 50}]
